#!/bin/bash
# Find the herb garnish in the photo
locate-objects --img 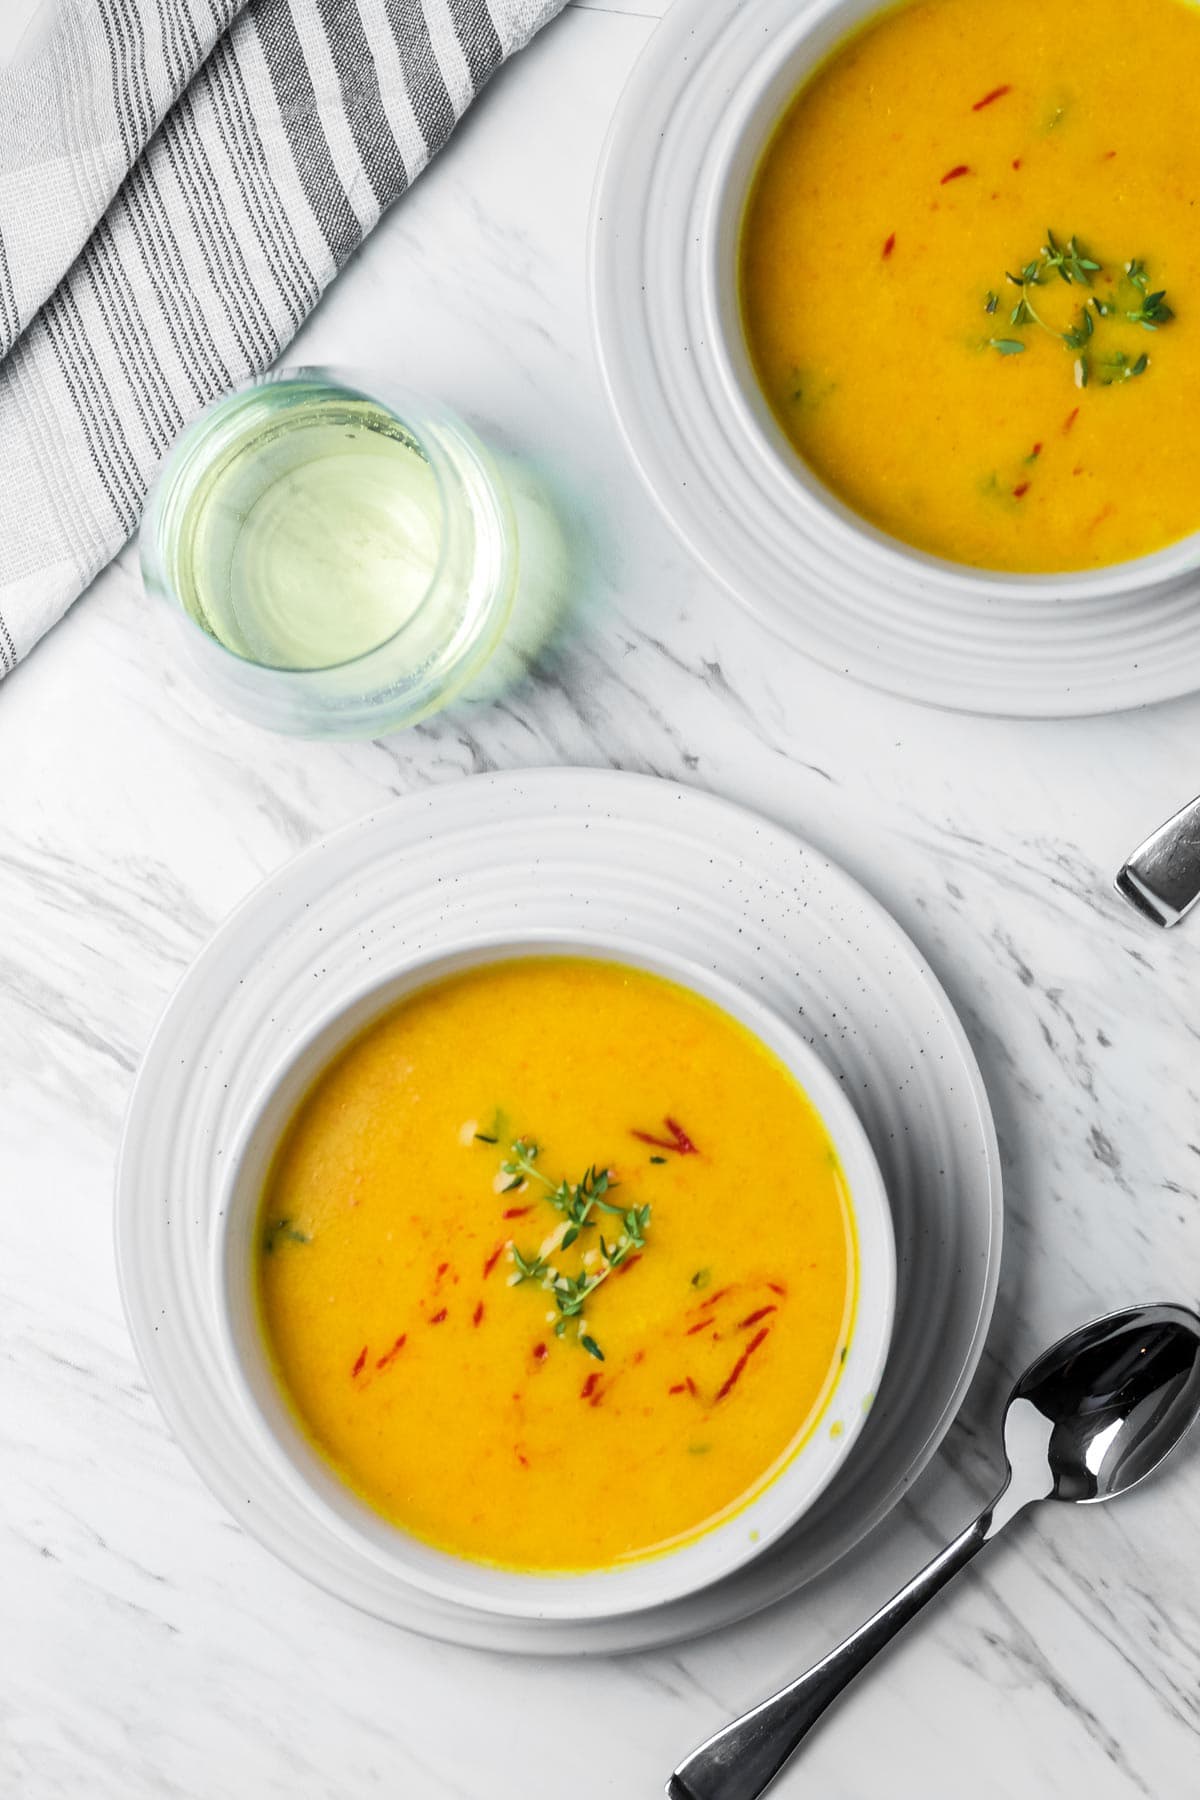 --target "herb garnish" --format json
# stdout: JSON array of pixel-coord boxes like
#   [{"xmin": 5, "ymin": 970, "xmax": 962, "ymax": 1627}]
[
  {"xmin": 985, "ymin": 234, "xmax": 1174, "ymax": 386},
  {"xmin": 263, "ymin": 1217, "xmax": 310, "ymax": 1253},
  {"xmin": 499, "ymin": 1137, "xmax": 652, "ymax": 1361}
]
